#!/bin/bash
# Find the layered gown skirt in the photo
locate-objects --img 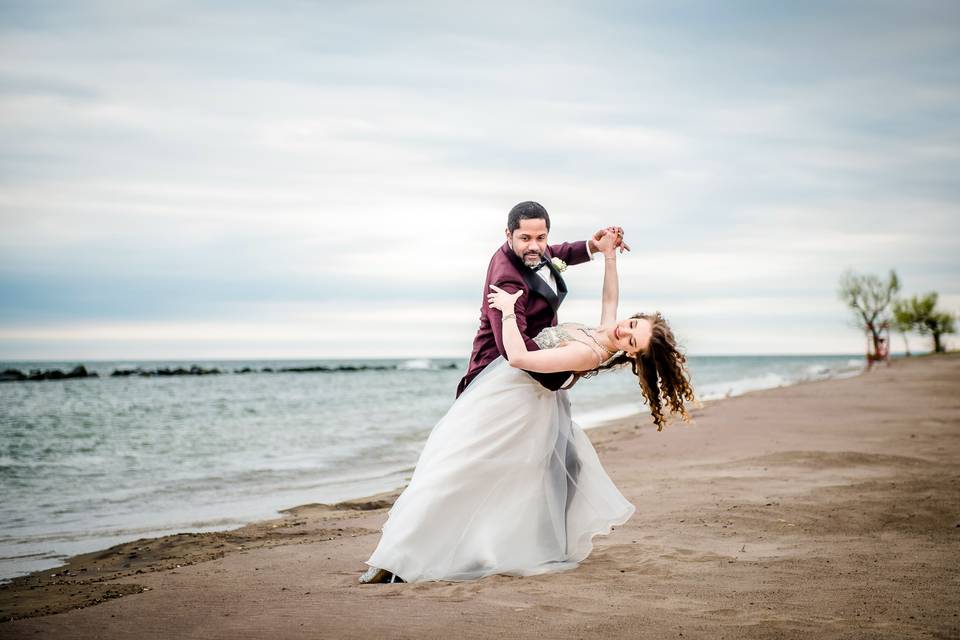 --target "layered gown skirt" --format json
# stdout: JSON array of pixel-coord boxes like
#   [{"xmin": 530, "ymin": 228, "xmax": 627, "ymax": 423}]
[{"xmin": 364, "ymin": 356, "xmax": 636, "ymax": 582}]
